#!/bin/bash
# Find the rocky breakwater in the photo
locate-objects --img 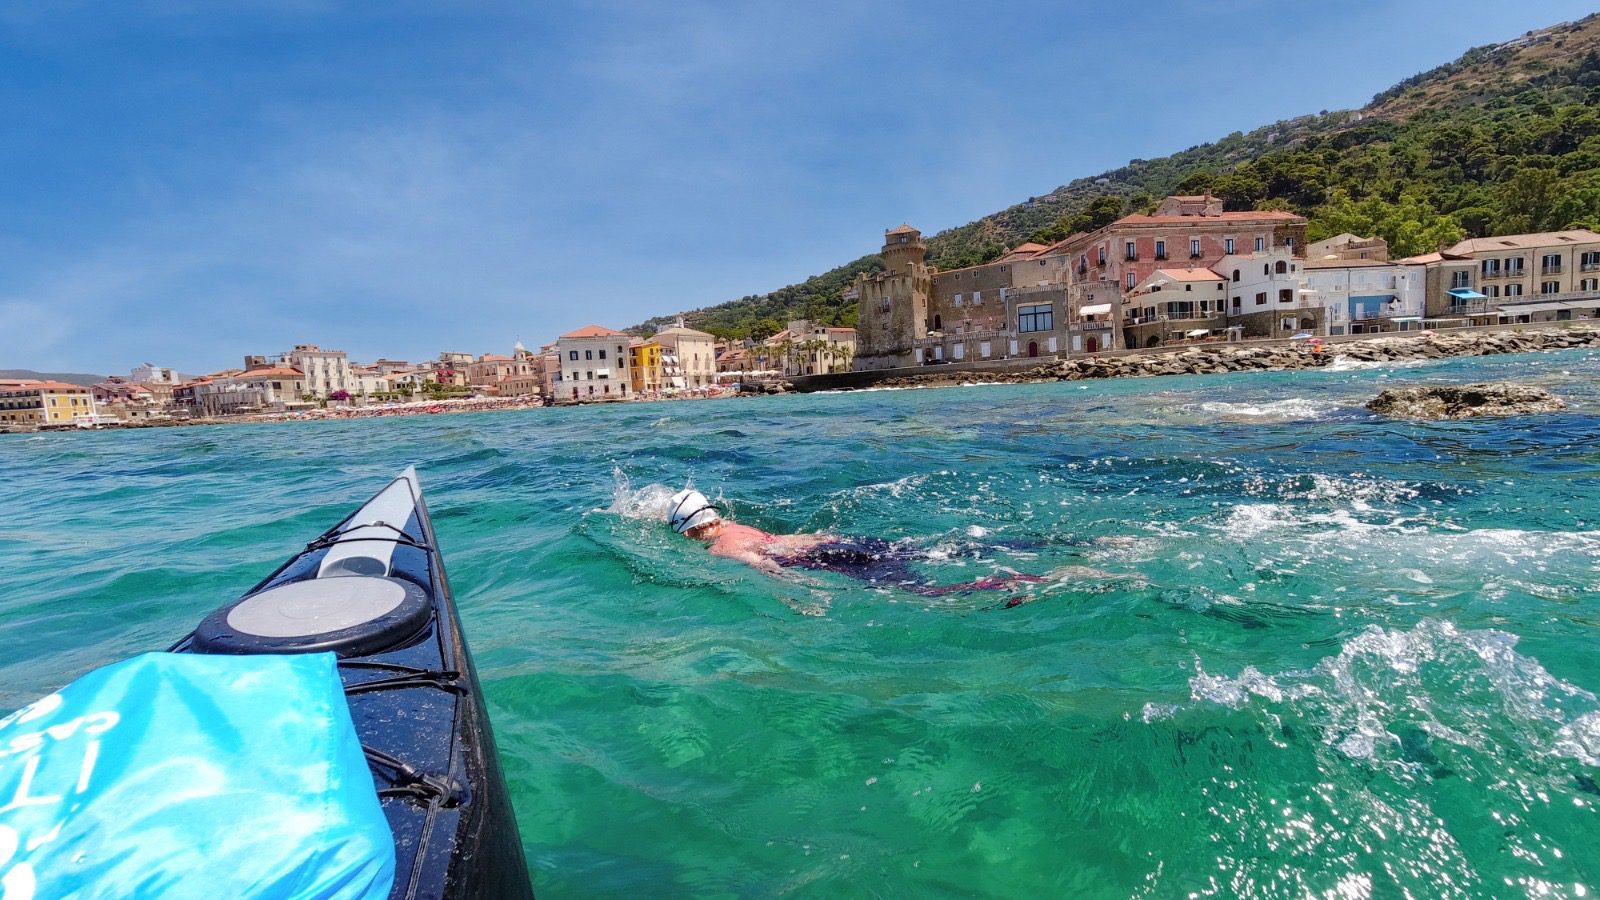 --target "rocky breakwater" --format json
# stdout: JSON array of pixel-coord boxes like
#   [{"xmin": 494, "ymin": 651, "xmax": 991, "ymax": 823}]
[
  {"xmin": 843, "ymin": 326, "xmax": 1600, "ymax": 391},
  {"xmin": 1367, "ymin": 383, "xmax": 1567, "ymax": 419}
]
